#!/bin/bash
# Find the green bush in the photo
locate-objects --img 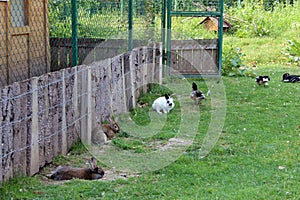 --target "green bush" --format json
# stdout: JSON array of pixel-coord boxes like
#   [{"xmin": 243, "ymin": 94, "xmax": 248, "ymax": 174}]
[
  {"xmin": 225, "ymin": 1, "xmax": 300, "ymax": 38},
  {"xmin": 282, "ymin": 39, "xmax": 300, "ymax": 66},
  {"xmin": 222, "ymin": 46, "xmax": 247, "ymax": 76}
]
